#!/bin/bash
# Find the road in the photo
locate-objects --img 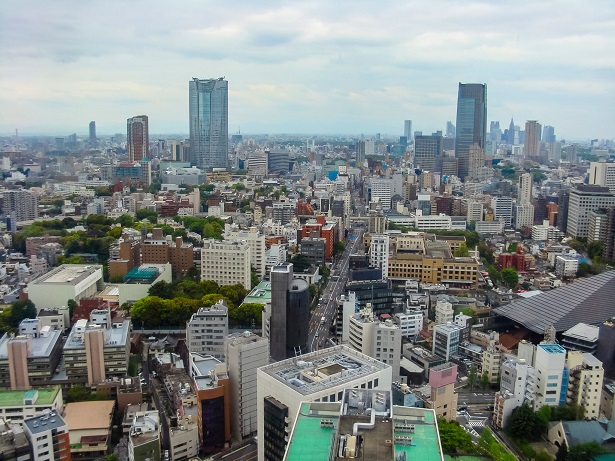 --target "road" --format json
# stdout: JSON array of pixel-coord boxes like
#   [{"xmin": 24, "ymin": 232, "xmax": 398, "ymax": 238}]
[{"xmin": 213, "ymin": 442, "xmax": 257, "ymax": 461}]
